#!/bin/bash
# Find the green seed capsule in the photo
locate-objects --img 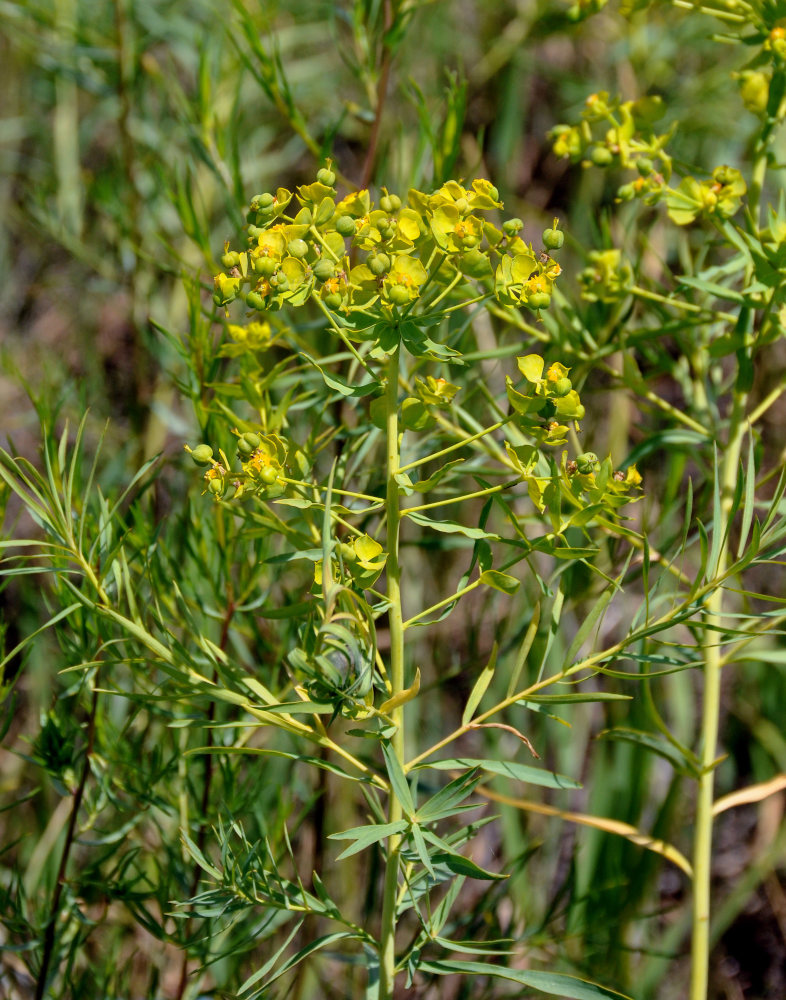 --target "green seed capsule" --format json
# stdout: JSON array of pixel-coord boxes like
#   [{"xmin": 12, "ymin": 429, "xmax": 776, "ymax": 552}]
[
  {"xmin": 287, "ymin": 238, "xmax": 309, "ymax": 259},
  {"xmin": 190, "ymin": 444, "xmax": 214, "ymax": 466},
  {"xmin": 317, "ymin": 168, "xmax": 336, "ymax": 186},
  {"xmin": 324, "ymin": 292, "xmax": 342, "ymax": 308},
  {"xmin": 503, "ymin": 218, "xmax": 524, "ymax": 236},
  {"xmin": 254, "ymin": 193, "xmax": 274, "ymax": 209},
  {"xmin": 337, "ymin": 542, "xmax": 356, "ymax": 563},
  {"xmin": 379, "ymin": 196, "xmax": 394, "ymax": 214},
  {"xmin": 589, "ymin": 145, "xmax": 614, "ymax": 166},
  {"xmin": 254, "ymin": 255, "xmax": 278, "ymax": 276},
  {"xmin": 529, "ymin": 291, "xmax": 551, "ymax": 310},
  {"xmin": 246, "ymin": 291, "xmax": 266, "ymax": 310},
  {"xmin": 208, "ymin": 478, "xmax": 224, "ymax": 495},
  {"xmin": 367, "ymin": 252, "xmax": 391, "ymax": 276},
  {"xmin": 542, "ymin": 228, "xmax": 564, "ymax": 250},
  {"xmin": 636, "ymin": 157, "xmax": 654, "ymax": 177},
  {"xmin": 242, "ymin": 432, "xmax": 261, "ymax": 449},
  {"xmin": 259, "ymin": 467, "xmax": 279, "ymax": 486},
  {"xmin": 388, "ymin": 285, "xmax": 410, "ymax": 306},
  {"xmin": 576, "ymin": 452, "xmax": 599, "ymax": 474},
  {"xmin": 272, "ymin": 272, "xmax": 289, "ymax": 291},
  {"xmin": 336, "ymin": 215, "xmax": 356, "ymax": 236},
  {"xmin": 237, "ymin": 437, "xmax": 255, "ymax": 456},
  {"xmin": 312, "ymin": 259, "xmax": 336, "ymax": 281},
  {"xmin": 221, "ymin": 251, "xmax": 240, "ymax": 268},
  {"xmin": 552, "ymin": 377, "xmax": 573, "ymax": 397}
]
